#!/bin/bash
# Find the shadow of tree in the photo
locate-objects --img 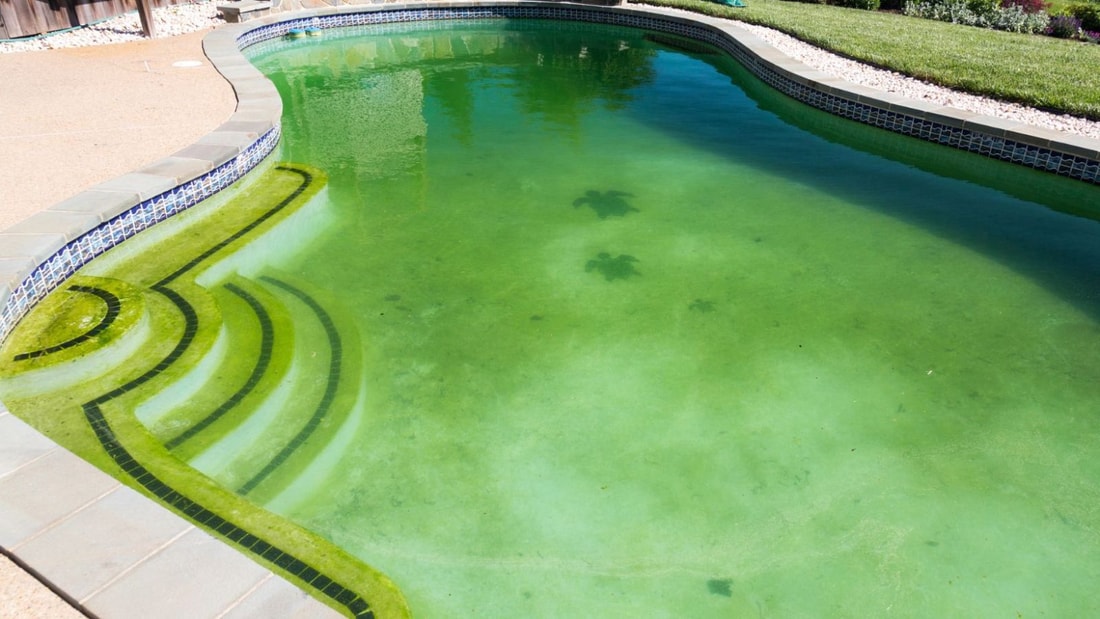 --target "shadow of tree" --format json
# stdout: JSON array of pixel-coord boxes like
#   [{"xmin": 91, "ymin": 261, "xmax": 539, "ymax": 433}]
[
  {"xmin": 585, "ymin": 252, "xmax": 641, "ymax": 281},
  {"xmin": 573, "ymin": 190, "xmax": 639, "ymax": 219}
]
